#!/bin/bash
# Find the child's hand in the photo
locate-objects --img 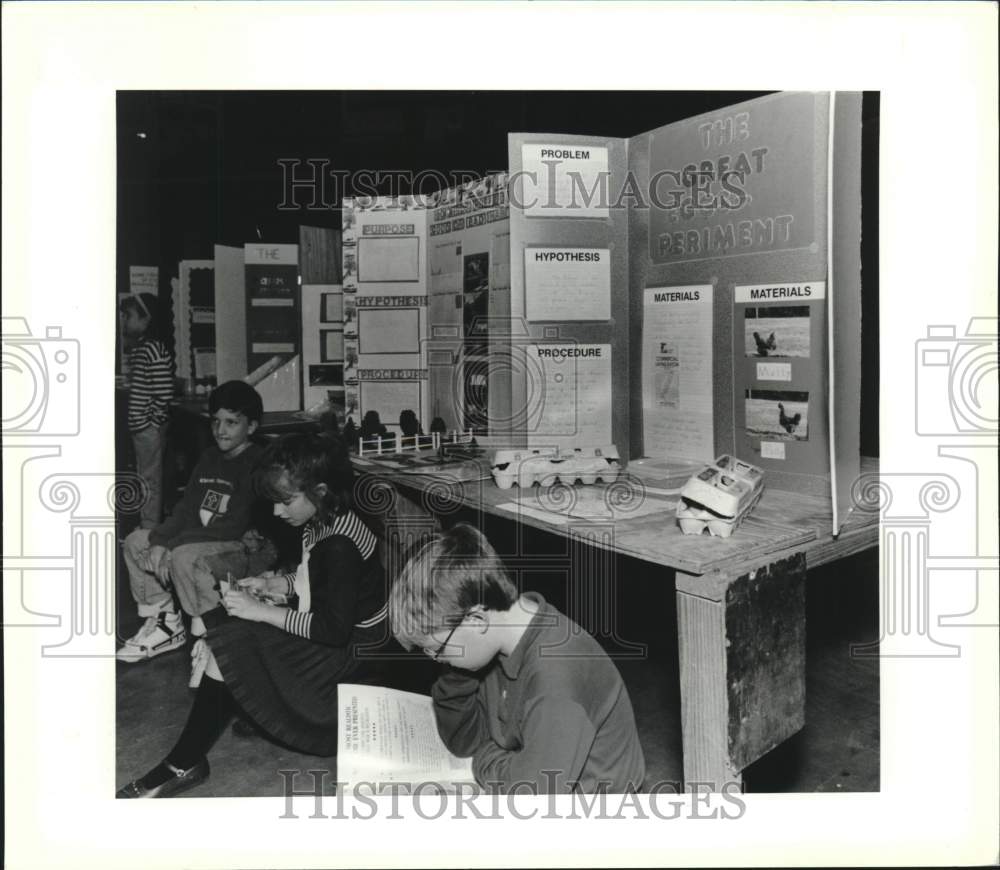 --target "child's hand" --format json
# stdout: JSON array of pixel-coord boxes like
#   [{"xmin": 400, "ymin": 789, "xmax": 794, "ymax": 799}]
[
  {"xmin": 223, "ymin": 588, "xmax": 267, "ymax": 622},
  {"xmin": 147, "ymin": 546, "xmax": 171, "ymax": 586},
  {"xmin": 237, "ymin": 576, "xmax": 268, "ymax": 595}
]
